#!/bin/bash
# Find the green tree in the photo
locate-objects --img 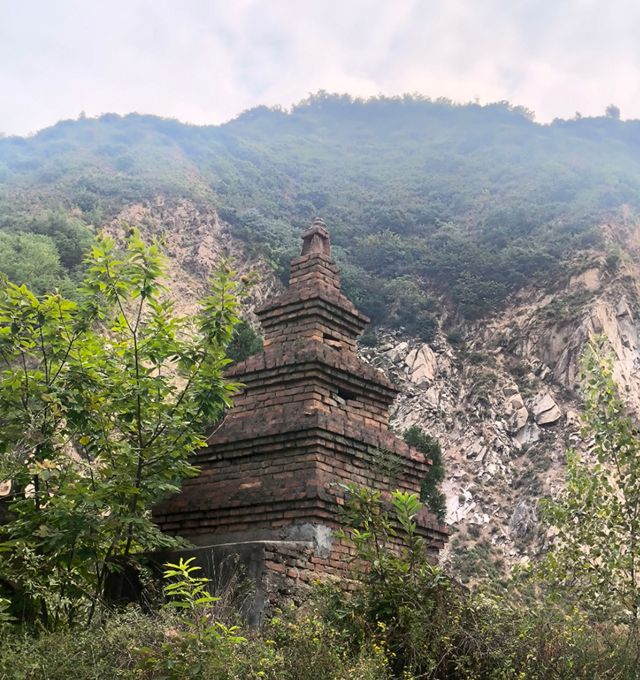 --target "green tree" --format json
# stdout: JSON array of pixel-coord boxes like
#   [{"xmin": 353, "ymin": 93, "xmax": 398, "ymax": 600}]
[
  {"xmin": 23, "ymin": 211, "xmax": 94, "ymax": 272},
  {"xmin": 605, "ymin": 104, "xmax": 621, "ymax": 120},
  {"xmin": 541, "ymin": 338, "xmax": 640, "ymax": 644},
  {"xmin": 0, "ymin": 232, "xmax": 69, "ymax": 294},
  {"xmin": 0, "ymin": 230, "xmax": 242, "ymax": 627}
]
